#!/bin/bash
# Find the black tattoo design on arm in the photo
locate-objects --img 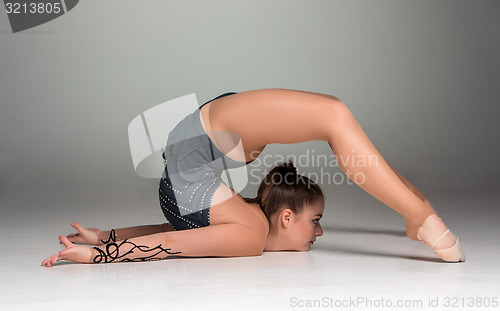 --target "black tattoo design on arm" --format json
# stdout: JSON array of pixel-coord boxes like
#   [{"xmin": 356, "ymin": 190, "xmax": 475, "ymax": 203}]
[
  {"xmin": 99, "ymin": 229, "xmax": 117, "ymax": 244},
  {"xmin": 92, "ymin": 238, "xmax": 182, "ymax": 263}
]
